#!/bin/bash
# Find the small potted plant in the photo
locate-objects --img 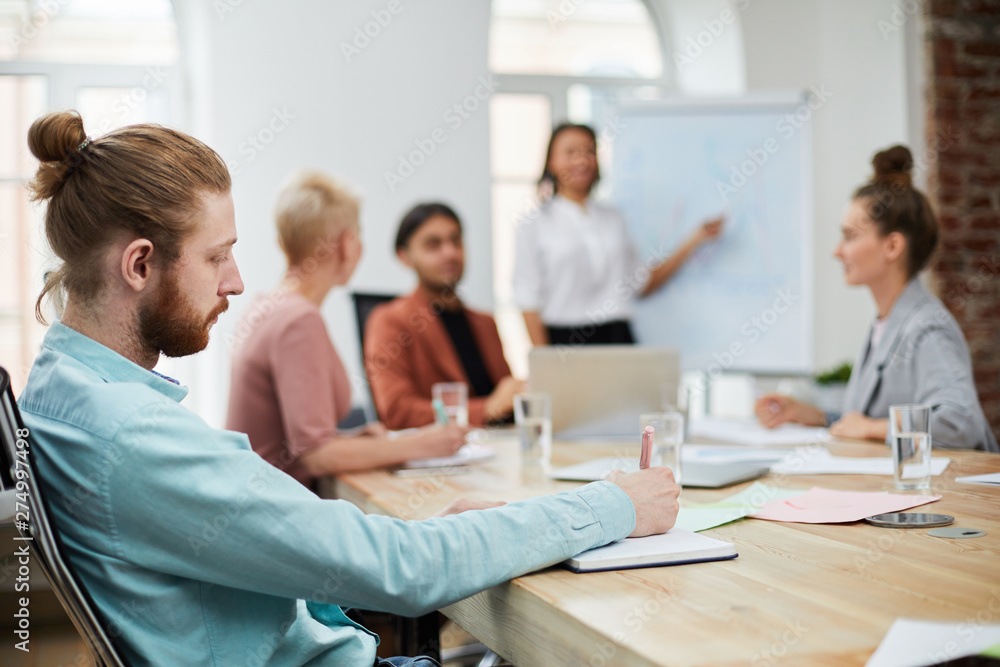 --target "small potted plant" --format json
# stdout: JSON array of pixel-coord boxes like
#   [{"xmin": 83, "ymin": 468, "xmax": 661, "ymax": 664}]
[{"xmin": 813, "ymin": 362, "xmax": 852, "ymax": 414}]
